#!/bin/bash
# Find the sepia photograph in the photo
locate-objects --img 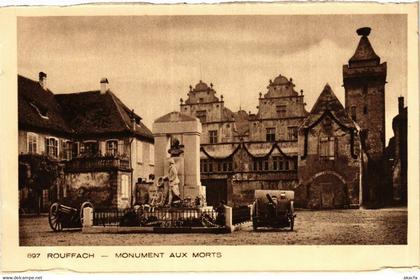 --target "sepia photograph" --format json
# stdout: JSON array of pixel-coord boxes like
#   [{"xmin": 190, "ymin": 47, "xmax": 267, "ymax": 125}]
[{"xmin": 15, "ymin": 13, "xmax": 410, "ymax": 247}]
